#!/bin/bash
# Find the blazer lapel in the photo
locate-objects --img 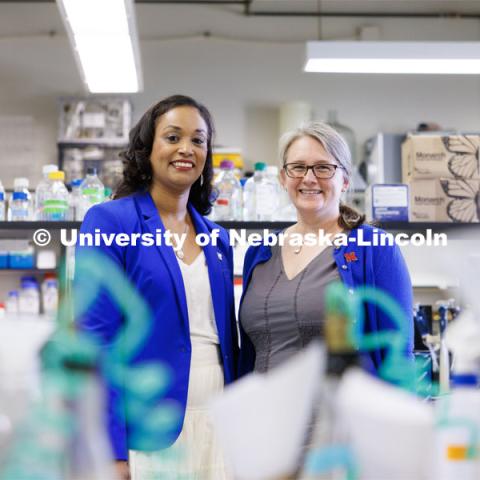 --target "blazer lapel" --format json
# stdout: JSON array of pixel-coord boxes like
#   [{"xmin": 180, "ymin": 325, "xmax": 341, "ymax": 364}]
[{"xmin": 135, "ymin": 191, "xmax": 189, "ymax": 332}]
